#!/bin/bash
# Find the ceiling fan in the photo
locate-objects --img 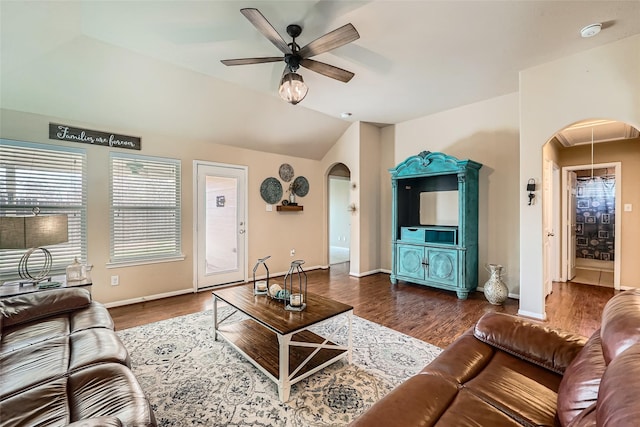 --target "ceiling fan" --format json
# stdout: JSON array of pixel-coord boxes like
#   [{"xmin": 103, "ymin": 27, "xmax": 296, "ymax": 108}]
[{"xmin": 221, "ymin": 8, "xmax": 360, "ymax": 105}]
